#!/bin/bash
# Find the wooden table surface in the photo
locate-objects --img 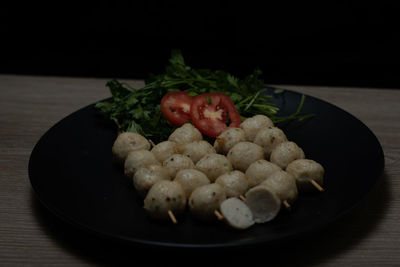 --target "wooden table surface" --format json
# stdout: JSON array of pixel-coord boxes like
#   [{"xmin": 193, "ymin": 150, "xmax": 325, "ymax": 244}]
[{"xmin": 1, "ymin": 74, "xmax": 399, "ymax": 266}]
